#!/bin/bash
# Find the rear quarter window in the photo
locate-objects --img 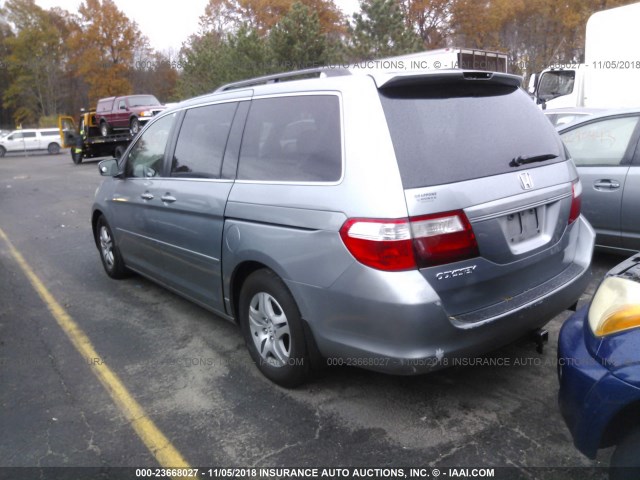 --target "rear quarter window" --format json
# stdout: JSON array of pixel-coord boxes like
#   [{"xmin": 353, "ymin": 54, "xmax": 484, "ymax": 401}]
[
  {"xmin": 379, "ymin": 82, "xmax": 564, "ymax": 188},
  {"xmin": 97, "ymin": 99, "xmax": 113, "ymax": 113},
  {"xmin": 237, "ymin": 95, "xmax": 342, "ymax": 182}
]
